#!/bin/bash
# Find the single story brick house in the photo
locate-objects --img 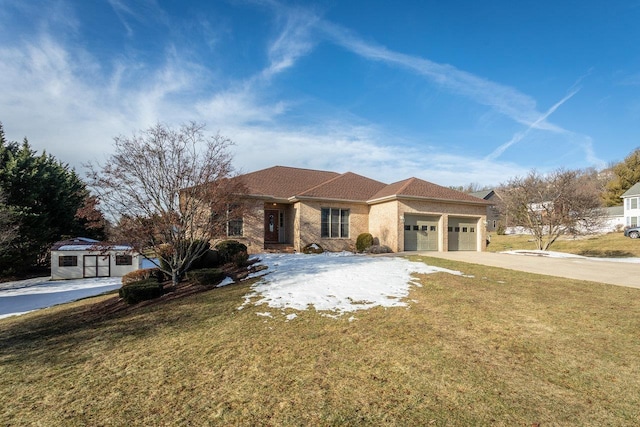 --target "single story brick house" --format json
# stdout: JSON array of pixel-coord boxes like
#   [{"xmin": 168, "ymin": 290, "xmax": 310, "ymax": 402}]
[
  {"xmin": 223, "ymin": 166, "xmax": 489, "ymax": 254},
  {"xmin": 51, "ymin": 237, "xmax": 141, "ymax": 280}
]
